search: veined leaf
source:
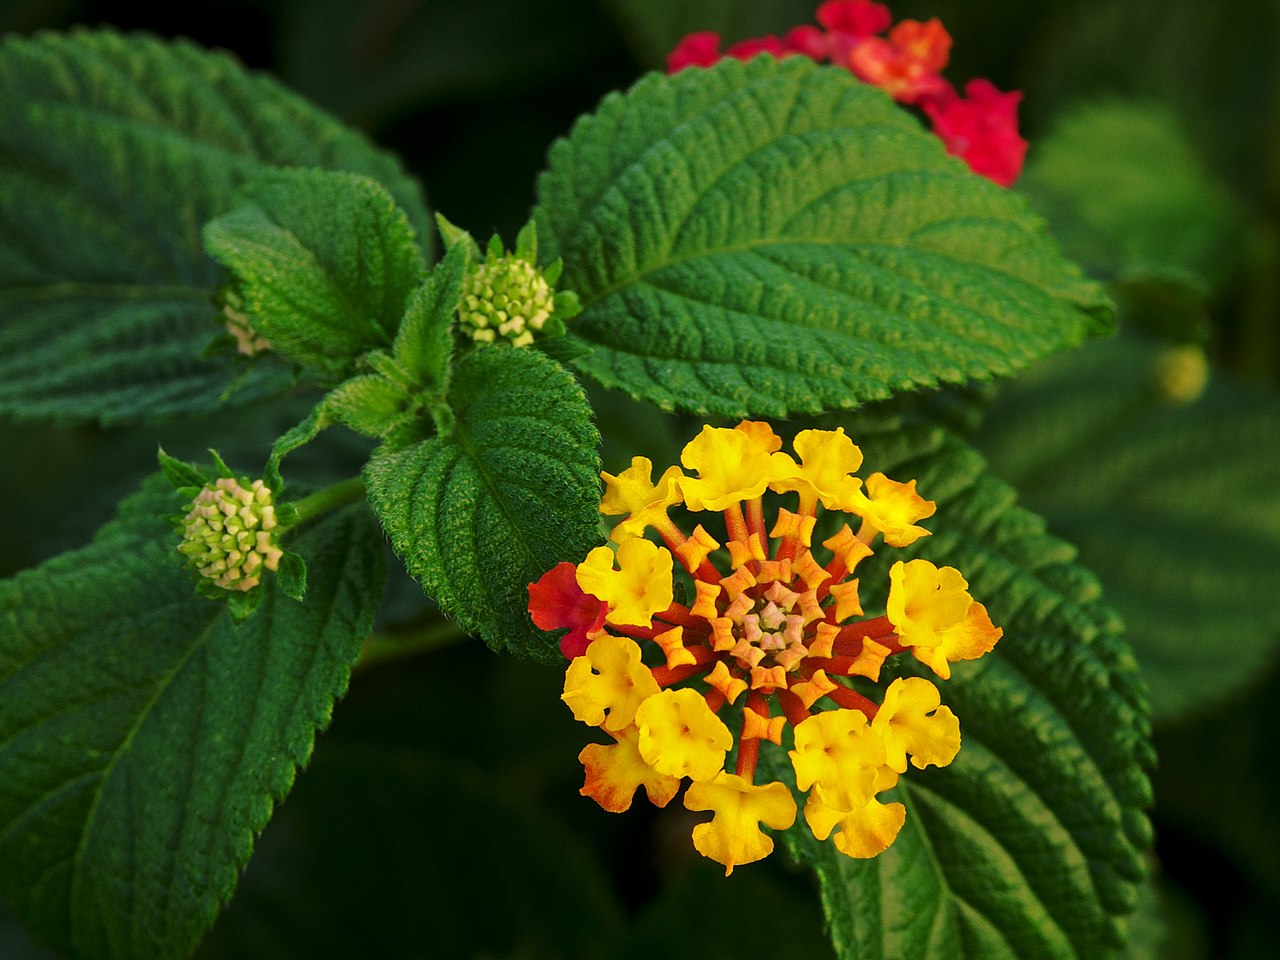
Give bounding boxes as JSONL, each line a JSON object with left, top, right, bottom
{"left": 204, "top": 169, "right": 426, "bottom": 376}
{"left": 0, "top": 30, "right": 430, "bottom": 424}
{"left": 762, "top": 408, "right": 1151, "bottom": 959}
{"left": 974, "top": 336, "right": 1280, "bottom": 723}
{"left": 364, "top": 347, "right": 602, "bottom": 660}
{"left": 0, "top": 478, "right": 386, "bottom": 960}
{"left": 535, "top": 56, "right": 1111, "bottom": 418}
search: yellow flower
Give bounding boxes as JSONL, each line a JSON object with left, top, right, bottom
{"left": 562, "top": 635, "right": 660, "bottom": 731}
{"left": 599, "top": 457, "right": 686, "bottom": 541}
{"left": 887, "top": 559, "right": 1002, "bottom": 679}
{"left": 578, "top": 726, "right": 681, "bottom": 813}
{"left": 636, "top": 688, "right": 732, "bottom": 781}
{"left": 769, "top": 427, "right": 864, "bottom": 511}
{"left": 685, "top": 773, "right": 797, "bottom": 875}
{"left": 871, "top": 677, "right": 961, "bottom": 773}
{"left": 846, "top": 472, "right": 936, "bottom": 546}
{"left": 540, "top": 423, "right": 1001, "bottom": 873}
{"left": 576, "top": 538, "right": 674, "bottom": 627}
{"left": 679, "top": 423, "right": 779, "bottom": 511}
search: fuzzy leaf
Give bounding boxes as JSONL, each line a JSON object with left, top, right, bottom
{"left": 760, "top": 407, "right": 1151, "bottom": 960}
{"left": 0, "top": 30, "right": 430, "bottom": 424}
{"left": 364, "top": 347, "right": 602, "bottom": 660}
{"left": 0, "top": 478, "right": 386, "bottom": 959}
{"left": 535, "top": 56, "right": 1111, "bottom": 417}
{"left": 204, "top": 169, "right": 426, "bottom": 376}
{"left": 974, "top": 336, "right": 1280, "bottom": 723}
{"left": 393, "top": 243, "right": 465, "bottom": 393}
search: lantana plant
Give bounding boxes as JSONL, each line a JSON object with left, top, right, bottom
{"left": 0, "top": 3, "right": 1163, "bottom": 959}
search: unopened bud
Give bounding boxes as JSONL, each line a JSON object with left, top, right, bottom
{"left": 179, "top": 477, "right": 283, "bottom": 592}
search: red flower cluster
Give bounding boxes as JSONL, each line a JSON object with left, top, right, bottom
{"left": 667, "top": 1, "right": 1027, "bottom": 187}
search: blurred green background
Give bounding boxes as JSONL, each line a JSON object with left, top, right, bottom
{"left": 2, "top": 1, "right": 1278, "bottom": 957}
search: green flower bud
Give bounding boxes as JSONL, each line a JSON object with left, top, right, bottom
{"left": 1154, "top": 343, "right": 1209, "bottom": 404}
{"left": 179, "top": 477, "right": 283, "bottom": 592}
{"left": 458, "top": 256, "right": 555, "bottom": 348}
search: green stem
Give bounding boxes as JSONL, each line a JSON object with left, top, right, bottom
{"left": 287, "top": 476, "right": 367, "bottom": 525}
{"left": 355, "top": 619, "right": 472, "bottom": 673}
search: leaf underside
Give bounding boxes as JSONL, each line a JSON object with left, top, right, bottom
{"left": 0, "top": 478, "right": 386, "bottom": 959}
{"left": 536, "top": 56, "right": 1112, "bottom": 418}
{"left": 0, "top": 30, "right": 431, "bottom": 424}
{"left": 762, "top": 405, "right": 1152, "bottom": 960}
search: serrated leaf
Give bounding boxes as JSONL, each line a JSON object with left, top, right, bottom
{"left": 760, "top": 408, "right": 1151, "bottom": 960}
{"left": 974, "top": 336, "right": 1280, "bottom": 723}
{"left": 204, "top": 168, "right": 426, "bottom": 376}
{"left": 0, "top": 30, "right": 431, "bottom": 424}
{"left": 535, "top": 56, "right": 1111, "bottom": 418}
{"left": 0, "top": 478, "right": 385, "bottom": 960}
{"left": 364, "top": 347, "right": 602, "bottom": 660}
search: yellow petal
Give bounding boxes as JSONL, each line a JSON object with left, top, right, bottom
{"left": 679, "top": 425, "right": 775, "bottom": 511}
{"left": 575, "top": 539, "right": 674, "bottom": 628}
{"left": 871, "top": 677, "right": 961, "bottom": 773}
{"left": 770, "top": 428, "right": 864, "bottom": 509}
{"left": 685, "top": 772, "right": 797, "bottom": 874}
{"left": 561, "top": 635, "right": 660, "bottom": 731}
{"left": 789, "top": 708, "right": 886, "bottom": 796}
{"left": 805, "top": 786, "right": 906, "bottom": 859}
{"left": 636, "top": 688, "right": 732, "bottom": 781}
{"left": 847, "top": 472, "right": 935, "bottom": 546}
{"left": 601, "top": 458, "right": 686, "bottom": 541}
{"left": 888, "top": 559, "right": 1002, "bottom": 678}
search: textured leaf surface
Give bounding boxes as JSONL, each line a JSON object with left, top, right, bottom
{"left": 0, "top": 30, "right": 430, "bottom": 424}
{"left": 0, "top": 479, "right": 385, "bottom": 960}
{"left": 762, "top": 406, "right": 1151, "bottom": 959}
{"left": 974, "top": 336, "right": 1280, "bottom": 723}
{"left": 204, "top": 169, "right": 425, "bottom": 375}
{"left": 536, "top": 56, "right": 1111, "bottom": 417}
{"left": 364, "top": 347, "right": 601, "bottom": 660}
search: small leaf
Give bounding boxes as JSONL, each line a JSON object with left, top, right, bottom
{"left": 321, "top": 373, "right": 414, "bottom": 439}
{"left": 394, "top": 244, "right": 466, "bottom": 392}
{"left": 364, "top": 347, "right": 602, "bottom": 660}
{"left": 761, "top": 408, "right": 1152, "bottom": 959}
{"left": 156, "top": 447, "right": 208, "bottom": 490}
{"left": 0, "top": 30, "right": 431, "bottom": 424}
{"left": 204, "top": 168, "right": 427, "bottom": 376}
{"left": 277, "top": 551, "right": 308, "bottom": 602}
{"left": 974, "top": 336, "right": 1280, "bottom": 723}
{"left": 0, "top": 478, "right": 386, "bottom": 960}
{"left": 536, "top": 57, "right": 1111, "bottom": 417}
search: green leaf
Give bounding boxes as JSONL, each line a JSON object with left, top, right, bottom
{"left": 392, "top": 243, "right": 465, "bottom": 394}
{"left": 204, "top": 168, "right": 427, "bottom": 376}
{"left": 535, "top": 56, "right": 1111, "bottom": 418}
{"left": 0, "top": 478, "right": 386, "bottom": 960}
{"left": 1020, "top": 99, "right": 1244, "bottom": 290}
{"left": 364, "top": 347, "right": 602, "bottom": 660}
{"left": 974, "top": 336, "right": 1280, "bottom": 723}
{"left": 0, "top": 30, "right": 430, "bottom": 425}
{"left": 762, "top": 408, "right": 1151, "bottom": 959}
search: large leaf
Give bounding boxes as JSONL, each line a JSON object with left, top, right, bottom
{"left": 0, "top": 30, "right": 430, "bottom": 424}
{"left": 535, "top": 56, "right": 1111, "bottom": 418}
{"left": 0, "top": 478, "right": 386, "bottom": 960}
{"left": 761, "top": 407, "right": 1151, "bottom": 959}
{"left": 974, "top": 336, "right": 1280, "bottom": 723}
{"left": 204, "top": 168, "right": 426, "bottom": 376}
{"left": 364, "top": 347, "right": 602, "bottom": 660}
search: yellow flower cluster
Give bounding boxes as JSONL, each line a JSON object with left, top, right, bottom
{"left": 532, "top": 422, "right": 1002, "bottom": 874}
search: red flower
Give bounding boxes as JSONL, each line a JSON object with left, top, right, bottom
{"left": 668, "top": 31, "right": 723, "bottom": 72}
{"left": 816, "top": 0, "right": 892, "bottom": 38}
{"left": 528, "top": 561, "right": 609, "bottom": 658}
{"left": 849, "top": 18, "right": 952, "bottom": 104}
{"left": 922, "top": 79, "right": 1028, "bottom": 187}
{"left": 726, "top": 35, "right": 789, "bottom": 60}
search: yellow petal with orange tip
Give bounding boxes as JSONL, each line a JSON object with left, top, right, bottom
{"left": 579, "top": 726, "right": 680, "bottom": 812}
